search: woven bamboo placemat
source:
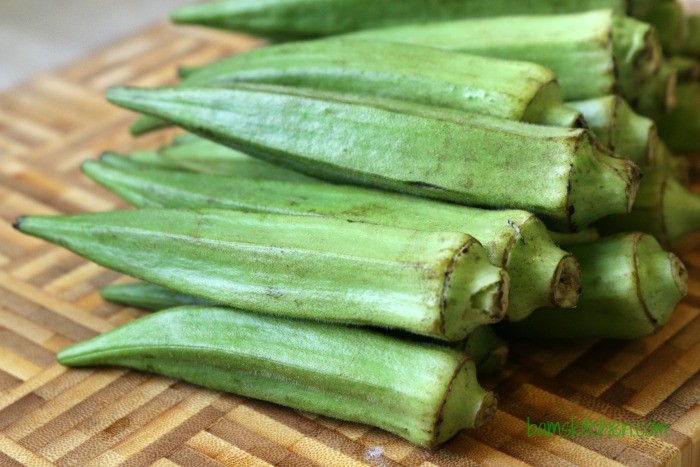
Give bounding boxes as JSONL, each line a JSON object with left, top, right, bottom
{"left": 1, "top": 20, "right": 700, "bottom": 467}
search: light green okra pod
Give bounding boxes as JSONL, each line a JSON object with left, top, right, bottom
{"left": 83, "top": 161, "right": 581, "bottom": 321}
{"left": 567, "top": 95, "right": 658, "bottom": 166}
{"left": 596, "top": 167, "right": 700, "bottom": 249}
{"left": 57, "top": 306, "right": 498, "bottom": 447}
{"left": 498, "top": 233, "right": 687, "bottom": 339}
{"left": 15, "top": 209, "right": 509, "bottom": 341}
{"left": 106, "top": 84, "right": 640, "bottom": 232}
{"left": 170, "top": 0, "right": 634, "bottom": 40}
{"left": 345, "top": 10, "right": 660, "bottom": 102}
{"left": 131, "top": 39, "right": 582, "bottom": 135}
{"left": 99, "top": 282, "right": 509, "bottom": 374}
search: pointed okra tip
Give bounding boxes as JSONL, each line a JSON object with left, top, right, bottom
{"left": 12, "top": 216, "right": 24, "bottom": 231}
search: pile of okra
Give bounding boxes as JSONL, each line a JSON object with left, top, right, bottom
{"left": 16, "top": 0, "right": 700, "bottom": 449}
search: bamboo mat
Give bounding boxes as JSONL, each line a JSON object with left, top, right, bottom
{"left": 1, "top": 20, "right": 700, "bottom": 467}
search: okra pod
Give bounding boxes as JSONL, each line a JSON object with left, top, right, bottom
{"left": 106, "top": 84, "right": 640, "bottom": 232}
{"left": 596, "top": 167, "right": 700, "bottom": 249}
{"left": 642, "top": 1, "right": 688, "bottom": 56}
{"left": 99, "top": 152, "right": 181, "bottom": 172}
{"left": 652, "top": 141, "right": 690, "bottom": 186}
{"left": 668, "top": 56, "right": 700, "bottom": 83}
{"left": 131, "top": 39, "right": 582, "bottom": 134}
{"left": 658, "top": 83, "right": 700, "bottom": 155}
{"left": 635, "top": 62, "right": 678, "bottom": 121}
{"left": 100, "top": 282, "right": 218, "bottom": 311}
{"left": 57, "top": 306, "right": 498, "bottom": 447}
{"left": 82, "top": 162, "right": 581, "bottom": 320}
{"left": 498, "top": 233, "right": 688, "bottom": 339}
{"left": 683, "top": 16, "right": 700, "bottom": 57}
{"left": 170, "top": 0, "right": 633, "bottom": 40}
{"left": 15, "top": 209, "right": 509, "bottom": 341}
{"left": 567, "top": 95, "right": 657, "bottom": 166}
{"left": 100, "top": 281, "right": 508, "bottom": 374}
{"left": 460, "top": 326, "right": 508, "bottom": 375}
{"left": 347, "top": 10, "right": 661, "bottom": 102}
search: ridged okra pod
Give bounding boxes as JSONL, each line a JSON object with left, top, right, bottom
{"left": 642, "top": 1, "right": 688, "bottom": 55}
{"left": 106, "top": 84, "right": 640, "bottom": 232}
{"left": 132, "top": 39, "right": 582, "bottom": 134}
{"left": 567, "top": 95, "right": 657, "bottom": 166}
{"left": 658, "top": 83, "right": 700, "bottom": 155}
{"left": 15, "top": 209, "right": 509, "bottom": 341}
{"left": 83, "top": 162, "right": 581, "bottom": 321}
{"left": 113, "top": 137, "right": 318, "bottom": 182}
{"left": 99, "top": 282, "right": 508, "bottom": 374}
{"left": 635, "top": 62, "right": 677, "bottom": 121}
{"left": 57, "top": 306, "right": 498, "bottom": 447}
{"left": 170, "top": 0, "right": 632, "bottom": 40}
{"left": 460, "top": 326, "right": 508, "bottom": 375}
{"left": 101, "top": 282, "right": 218, "bottom": 311}
{"left": 498, "top": 233, "right": 688, "bottom": 339}
{"left": 683, "top": 16, "right": 700, "bottom": 57}
{"left": 347, "top": 10, "right": 661, "bottom": 102}
{"left": 596, "top": 167, "right": 700, "bottom": 249}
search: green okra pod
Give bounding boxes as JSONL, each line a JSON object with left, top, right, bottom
{"left": 567, "top": 95, "right": 657, "bottom": 166}
{"left": 99, "top": 281, "right": 508, "bottom": 374}
{"left": 100, "top": 282, "right": 218, "bottom": 311}
{"left": 668, "top": 56, "right": 700, "bottom": 83}
{"left": 57, "top": 306, "right": 498, "bottom": 448}
{"left": 642, "top": 1, "right": 688, "bottom": 56}
{"left": 596, "top": 167, "right": 700, "bottom": 249}
{"left": 170, "top": 0, "right": 635, "bottom": 40}
{"left": 498, "top": 233, "right": 688, "bottom": 339}
{"left": 658, "top": 83, "right": 700, "bottom": 155}
{"left": 346, "top": 10, "right": 661, "bottom": 102}
{"left": 131, "top": 39, "right": 582, "bottom": 134}
{"left": 683, "top": 16, "right": 700, "bottom": 58}
{"left": 83, "top": 162, "right": 581, "bottom": 321}
{"left": 106, "top": 84, "right": 640, "bottom": 232}
{"left": 651, "top": 141, "right": 690, "bottom": 186}
{"left": 635, "top": 62, "right": 677, "bottom": 121}
{"left": 460, "top": 326, "right": 508, "bottom": 375}
{"left": 15, "top": 209, "right": 509, "bottom": 341}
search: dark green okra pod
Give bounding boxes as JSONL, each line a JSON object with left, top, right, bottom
{"left": 57, "top": 306, "right": 498, "bottom": 448}
{"left": 83, "top": 162, "right": 581, "bottom": 321}
{"left": 642, "top": 1, "right": 688, "bottom": 55}
{"left": 498, "top": 233, "right": 688, "bottom": 339}
{"left": 106, "top": 84, "right": 640, "bottom": 232}
{"left": 131, "top": 39, "right": 582, "bottom": 134}
{"left": 15, "top": 209, "right": 509, "bottom": 341}
{"left": 658, "top": 83, "right": 700, "bottom": 155}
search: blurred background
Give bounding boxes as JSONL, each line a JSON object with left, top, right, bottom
{"left": 0, "top": 0, "right": 192, "bottom": 90}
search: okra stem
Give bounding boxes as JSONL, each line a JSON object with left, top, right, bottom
{"left": 15, "top": 209, "right": 509, "bottom": 341}
{"left": 498, "top": 233, "right": 688, "bottom": 339}
{"left": 82, "top": 162, "right": 580, "bottom": 321}
{"left": 57, "top": 306, "right": 498, "bottom": 447}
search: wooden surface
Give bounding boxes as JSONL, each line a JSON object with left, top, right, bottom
{"left": 2, "top": 21, "right": 700, "bottom": 467}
